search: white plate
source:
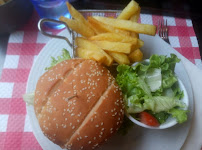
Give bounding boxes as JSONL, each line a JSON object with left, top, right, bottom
{"left": 26, "top": 30, "right": 194, "bottom": 150}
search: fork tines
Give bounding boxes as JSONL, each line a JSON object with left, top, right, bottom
{"left": 158, "top": 19, "right": 169, "bottom": 43}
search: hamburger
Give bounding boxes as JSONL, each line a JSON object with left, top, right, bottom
{"left": 34, "top": 58, "right": 125, "bottom": 149}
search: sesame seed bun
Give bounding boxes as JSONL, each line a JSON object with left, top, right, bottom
{"left": 34, "top": 59, "right": 124, "bottom": 150}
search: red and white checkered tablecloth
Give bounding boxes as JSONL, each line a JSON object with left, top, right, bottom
{"left": 0, "top": 11, "right": 201, "bottom": 150}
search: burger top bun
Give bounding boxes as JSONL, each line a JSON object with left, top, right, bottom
{"left": 34, "top": 58, "right": 124, "bottom": 150}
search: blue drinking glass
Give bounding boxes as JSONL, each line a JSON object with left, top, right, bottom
{"left": 30, "top": 0, "right": 71, "bottom": 29}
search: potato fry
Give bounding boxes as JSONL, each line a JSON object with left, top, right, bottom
{"left": 117, "top": 0, "right": 139, "bottom": 20}
{"left": 76, "top": 47, "right": 105, "bottom": 62}
{"left": 88, "top": 17, "right": 130, "bottom": 36}
{"left": 75, "top": 37, "right": 113, "bottom": 66}
{"left": 87, "top": 17, "right": 107, "bottom": 34}
{"left": 130, "top": 6, "right": 141, "bottom": 22}
{"left": 129, "top": 6, "right": 140, "bottom": 38}
{"left": 66, "top": 2, "right": 88, "bottom": 25}
{"left": 93, "top": 16, "right": 156, "bottom": 36}
{"left": 59, "top": 16, "right": 94, "bottom": 38}
{"left": 107, "top": 52, "right": 130, "bottom": 65}
{"left": 93, "top": 41, "right": 133, "bottom": 54}
{"left": 130, "top": 32, "right": 139, "bottom": 38}
{"left": 137, "top": 39, "right": 144, "bottom": 47}
{"left": 87, "top": 21, "right": 104, "bottom": 35}
{"left": 132, "top": 39, "right": 144, "bottom": 50}
{"left": 89, "top": 33, "right": 137, "bottom": 45}
{"left": 129, "top": 49, "right": 143, "bottom": 62}
{"left": 64, "top": 2, "right": 95, "bottom": 37}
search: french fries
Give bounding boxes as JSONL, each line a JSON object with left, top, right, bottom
{"left": 59, "top": 0, "right": 156, "bottom": 66}
{"left": 93, "top": 16, "right": 156, "bottom": 36}
{"left": 88, "top": 17, "right": 130, "bottom": 36}
{"left": 66, "top": 2, "right": 88, "bottom": 25}
{"left": 60, "top": 3, "right": 95, "bottom": 37}
{"left": 75, "top": 37, "right": 113, "bottom": 66}
{"left": 89, "top": 33, "right": 137, "bottom": 45}
{"left": 76, "top": 47, "right": 105, "bottom": 62}
{"left": 117, "top": 0, "right": 139, "bottom": 20}
{"left": 60, "top": 16, "right": 95, "bottom": 37}
{"left": 107, "top": 52, "right": 130, "bottom": 65}
{"left": 92, "top": 41, "right": 133, "bottom": 54}
{"left": 130, "top": 6, "right": 141, "bottom": 22}
{"left": 129, "top": 5, "right": 141, "bottom": 39}
{"left": 129, "top": 49, "right": 143, "bottom": 63}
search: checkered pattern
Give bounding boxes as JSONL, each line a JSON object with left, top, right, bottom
{"left": 0, "top": 10, "right": 201, "bottom": 150}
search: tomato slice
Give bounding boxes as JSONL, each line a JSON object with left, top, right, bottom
{"left": 140, "top": 111, "right": 160, "bottom": 127}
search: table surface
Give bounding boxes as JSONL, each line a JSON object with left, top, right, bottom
{"left": 0, "top": 1, "right": 202, "bottom": 149}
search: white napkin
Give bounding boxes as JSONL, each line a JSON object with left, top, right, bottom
{"left": 181, "top": 57, "right": 202, "bottom": 150}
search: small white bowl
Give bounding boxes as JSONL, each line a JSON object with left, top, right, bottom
{"left": 126, "top": 61, "right": 189, "bottom": 129}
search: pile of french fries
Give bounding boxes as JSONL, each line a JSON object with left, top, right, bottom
{"left": 60, "top": 0, "right": 156, "bottom": 66}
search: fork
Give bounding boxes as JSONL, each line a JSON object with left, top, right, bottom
{"left": 158, "top": 19, "right": 170, "bottom": 44}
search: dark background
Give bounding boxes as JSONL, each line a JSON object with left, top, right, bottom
{"left": 71, "top": 0, "right": 202, "bottom": 57}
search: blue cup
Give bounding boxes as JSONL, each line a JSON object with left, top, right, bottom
{"left": 30, "top": 0, "right": 71, "bottom": 29}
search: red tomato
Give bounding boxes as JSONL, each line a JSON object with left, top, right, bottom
{"left": 140, "top": 111, "right": 160, "bottom": 127}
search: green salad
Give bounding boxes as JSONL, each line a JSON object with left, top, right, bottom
{"left": 116, "top": 54, "right": 188, "bottom": 127}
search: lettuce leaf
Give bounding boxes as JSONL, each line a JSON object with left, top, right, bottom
{"left": 45, "top": 49, "right": 71, "bottom": 70}
{"left": 143, "top": 96, "right": 186, "bottom": 113}
{"left": 152, "top": 111, "right": 170, "bottom": 124}
{"left": 145, "top": 68, "right": 162, "bottom": 92}
{"left": 168, "top": 108, "right": 188, "bottom": 123}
